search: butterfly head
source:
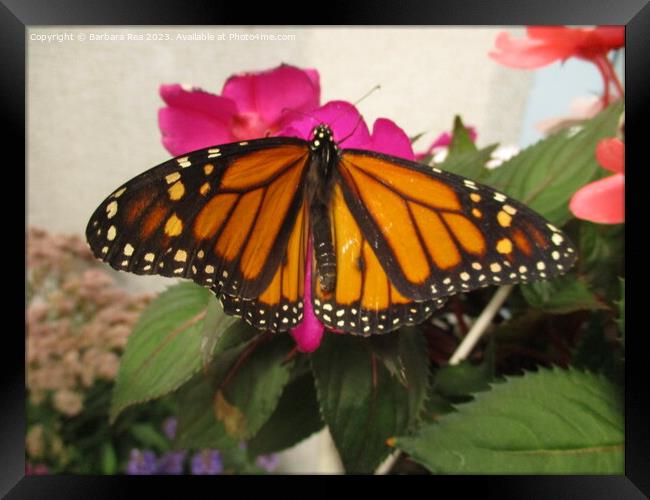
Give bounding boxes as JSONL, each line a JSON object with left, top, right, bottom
{"left": 309, "top": 124, "right": 337, "bottom": 152}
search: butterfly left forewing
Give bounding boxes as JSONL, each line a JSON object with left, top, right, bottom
{"left": 86, "top": 138, "right": 309, "bottom": 299}
{"left": 335, "top": 150, "right": 577, "bottom": 302}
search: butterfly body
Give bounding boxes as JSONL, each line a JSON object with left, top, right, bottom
{"left": 87, "top": 123, "right": 577, "bottom": 337}
{"left": 305, "top": 125, "right": 339, "bottom": 293}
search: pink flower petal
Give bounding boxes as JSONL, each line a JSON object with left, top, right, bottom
{"left": 526, "top": 26, "right": 584, "bottom": 46}
{"left": 592, "top": 26, "right": 625, "bottom": 49}
{"left": 367, "top": 118, "right": 415, "bottom": 160}
{"left": 160, "top": 84, "right": 238, "bottom": 117}
{"left": 569, "top": 174, "right": 624, "bottom": 224}
{"left": 158, "top": 84, "right": 238, "bottom": 156}
{"left": 278, "top": 100, "right": 371, "bottom": 148}
{"left": 290, "top": 238, "right": 324, "bottom": 353}
{"left": 595, "top": 137, "right": 624, "bottom": 174}
{"left": 222, "top": 64, "right": 320, "bottom": 134}
{"left": 490, "top": 31, "right": 577, "bottom": 69}
{"left": 158, "top": 108, "right": 237, "bottom": 157}
{"left": 414, "top": 126, "right": 478, "bottom": 160}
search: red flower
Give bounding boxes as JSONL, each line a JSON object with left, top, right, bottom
{"left": 569, "top": 137, "right": 624, "bottom": 224}
{"left": 490, "top": 26, "right": 624, "bottom": 104}
{"left": 489, "top": 26, "right": 624, "bottom": 68}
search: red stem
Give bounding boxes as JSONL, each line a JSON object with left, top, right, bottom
{"left": 450, "top": 297, "right": 469, "bottom": 336}
{"left": 601, "top": 54, "right": 625, "bottom": 100}
{"left": 593, "top": 54, "right": 624, "bottom": 106}
{"left": 592, "top": 56, "right": 611, "bottom": 106}
{"left": 218, "top": 333, "right": 270, "bottom": 391}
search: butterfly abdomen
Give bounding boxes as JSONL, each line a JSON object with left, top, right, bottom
{"left": 311, "top": 199, "right": 336, "bottom": 292}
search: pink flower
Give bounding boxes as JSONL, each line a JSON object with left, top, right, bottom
{"left": 569, "top": 137, "right": 624, "bottom": 224}
{"left": 159, "top": 64, "right": 320, "bottom": 156}
{"left": 535, "top": 95, "right": 604, "bottom": 136}
{"left": 157, "top": 70, "right": 416, "bottom": 353}
{"left": 278, "top": 100, "right": 415, "bottom": 159}
{"left": 282, "top": 100, "right": 416, "bottom": 352}
{"left": 490, "top": 26, "right": 624, "bottom": 105}
{"left": 414, "top": 127, "right": 478, "bottom": 161}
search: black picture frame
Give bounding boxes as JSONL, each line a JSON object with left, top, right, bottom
{"left": 9, "top": 0, "right": 647, "bottom": 497}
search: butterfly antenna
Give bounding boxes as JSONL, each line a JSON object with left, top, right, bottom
{"left": 353, "top": 84, "right": 381, "bottom": 106}
{"left": 337, "top": 114, "right": 365, "bottom": 147}
{"left": 330, "top": 85, "right": 382, "bottom": 144}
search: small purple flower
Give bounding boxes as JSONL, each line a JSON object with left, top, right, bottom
{"left": 126, "top": 449, "right": 157, "bottom": 475}
{"left": 157, "top": 450, "right": 187, "bottom": 474}
{"left": 162, "top": 417, "right": 178, "bottom": 440}
{"left": 256, "top": 454, "right": 279, "bottom": 472}
{"left": 191, "top": 449, "right": 223, "bottom": 475}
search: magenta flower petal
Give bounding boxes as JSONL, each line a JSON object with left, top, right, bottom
{"left": 160, "top": 84, "right": 238, "bottom": 117}
{"left": 367, "top": 118, "right": 415, "bottom": 160}
{"left": 595, "top": 137, "right": 624, "bottom": 174}
{"left": 414, "top": 126, "right": 477, "bottom": 161}
{"left": 222, "top": 64, "right": 320, "bottom": 134}
{"left": 290, "top": 238, "right": 324, "bottom": 353}
{"left": 569, "top": 173, "right": 624, "bottom": 224}
{"left": 158, "top": 107, "right": 237, "bottom": 157}
{"left": 158, "top": 84, "right": 238, "bottom": 156}
{"left": 279, "top": 100, "right": 371, "bottom": 148}
{"left": 303, "top": 69, "right": 321, "bottom": 93}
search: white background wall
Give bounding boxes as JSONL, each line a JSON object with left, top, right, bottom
{"left": 27, "top": 26, "right": 535, "bottom": 473}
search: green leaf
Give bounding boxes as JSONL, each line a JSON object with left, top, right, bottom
{"left": 129, "top": 423, "right": 170, "bottom": 452}
{"left": 572, "top": 313, "right": 623, "bottom": 383}
{"left": 617, "top": 278, "right": 624, "bottom": 346}
{"left": 578, "top": 222, "right": 624, "bottom": 303}
{"left": 397, "top": 367, "right": 623, "bottom": 474}
{"left": 174, "top": 363, "right": 238, "bottom": 451}
{"left": 110, "top": 283, "right": 241, "bottom": 422}
{"left": 422, "top": 391, "right": 456, "bottom": 422}
{"left": 100, "top": 442, "right": 117, "bottom": 475}
{"left": 311, "top": 328, "right": 428, "bottom": 473}
{"left": 448, "top": 115, "right": 477, "bottom": 156}
{"left": 520, "top": 273, "right": 607, "bottom": 314}
{"left": 433, "top": 338, "right": 495, "bottom": 398}
{"left": 216, "top": 335, "right": 295, "bottom": 440}
{"left": 409, "top": 131, "right": 426, "bottom": 145}
{"left": 483, "top": 102, "right": 623, "bottom": 225}
{"left": 247, "top": 373, "right": 324, "bottom": 456}
{"left": 200, "top": 293, "right": 231, "bottom": 370}
{"left": 438, "top": 144, "right": 499, "bottom": 180}
{"left": 176, "top": 333, "right": 294, "bottom": 447}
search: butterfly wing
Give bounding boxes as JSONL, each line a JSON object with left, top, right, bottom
{"left": 86, "top": 137, "right": 309, "bottom": 299}
{"left": 335, "top": 150, "right": 577, "bottom": 301}
{"left": 311, "top": 182, "right": 446, "bottom": 336}
{"left": 218, "top": 201, "right": 308, "bottom": 332}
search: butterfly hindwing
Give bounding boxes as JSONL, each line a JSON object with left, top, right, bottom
{"left": 336, "top": 150, "right": 577, "bottom": 301}
{"left": 311, "top": 182, "right": 445, "bottom": 336}
{"left": 218, "top": 201, "right": 308, "bottom": 332}
{"left": 85, "top": 137, "right": 309, "bottom": 299}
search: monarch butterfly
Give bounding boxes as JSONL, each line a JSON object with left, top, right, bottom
{"left": 86, "top": 123, "right": 577, "bottom": 336}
